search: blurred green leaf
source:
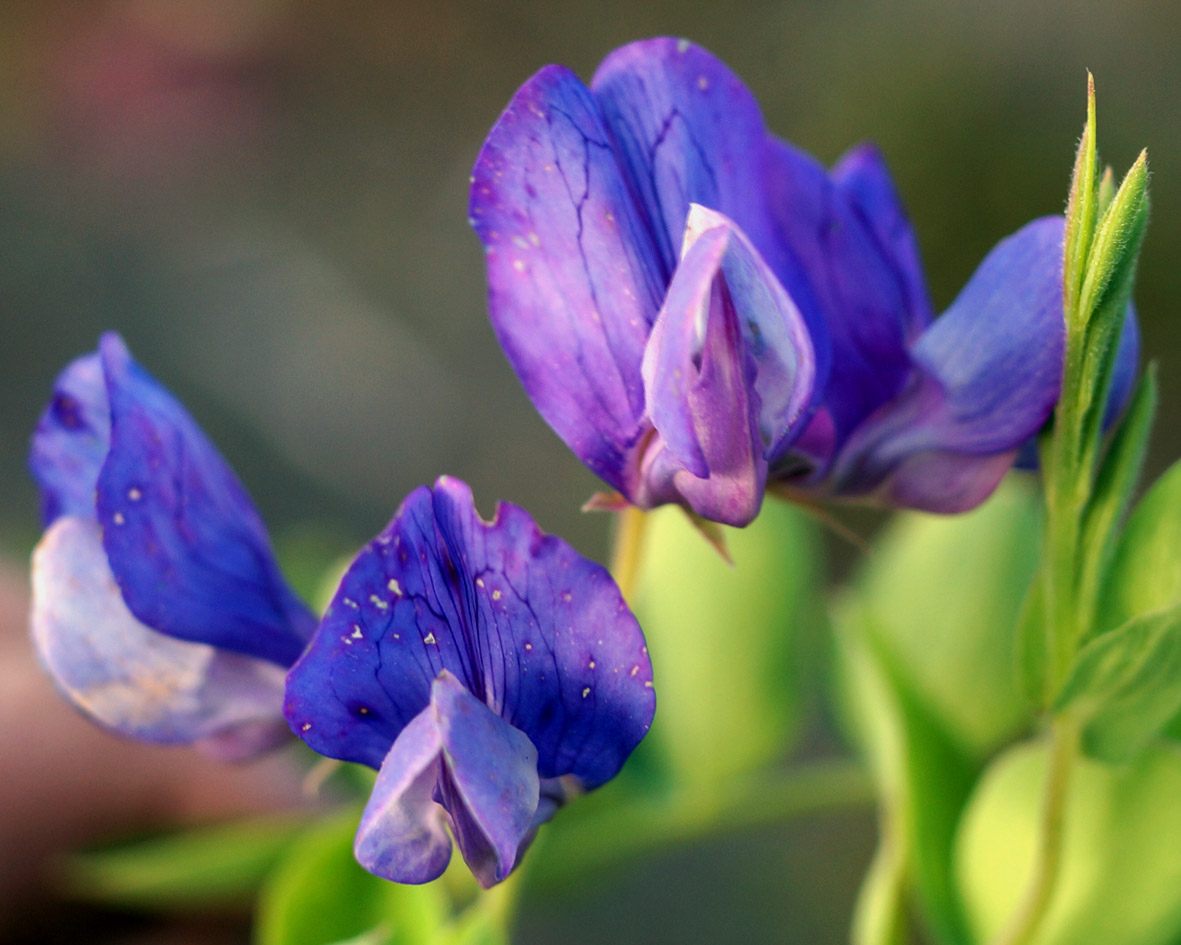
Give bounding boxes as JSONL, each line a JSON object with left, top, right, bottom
{"left": 256, "top": 807, "right": 447, "bottom": 945}
{"left": 630, "top": 499, "right": 820, "bottom": 788}
{"left": 1078, "top": 365, "right": 1157, "bottom": 626}
{"left": 1056, "top": 605, "right": 1181, "bottom": 762}
{"left": 1099, "top": 459, "right": 1181, "bottom": 633}
{"left": 1015, "top": 566, "right": 1049, "bottom": 707}
{"left": 836, "top": 601, "right": 975, "bottom": 945}
{"left": 956, "top": 739, "right": 1181, "bottom": 945}
{"left": 849, "top": 480, "right": 1040, "bottom": 757}
{"left": 61, "top": 812, "right": 309, "bottom": 912}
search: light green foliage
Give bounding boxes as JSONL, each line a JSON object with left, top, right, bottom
{"left": 630, "top": 499, "right": 819, "bottom": 788}
{"left": 955, "top": 740, "right": 1181, "bottom": 945}
{"left": 836, "top": 602, "right": 975, "bottom": 945}
{"left": 851, "top": 481, "right": 1041, "bottom": 758}
{"left": 255, "top": 807, "right": 447, "bottom": 945}
{"left": 62, "top": 812, "right": 309, "bottom": 911}
{"left": 1056, "top": 606, "right": 1181, "bottom": 762}
{"left": 1098, "top": 459, "right": 1181, "bottom": 633}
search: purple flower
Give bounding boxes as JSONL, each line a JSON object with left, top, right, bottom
{"left": 470, "top": 41, "right": 817, "bottom": 526}
{"left": 29, "top": 333, "right": 315, "bottom": 760}
{"left": 470, "top": 38, "right": 1137, "bottom": 518}
{"left": 284, "top": 477, "right": 655, "bottom": 887}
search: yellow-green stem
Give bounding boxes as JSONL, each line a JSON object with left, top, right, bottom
{"left": 610, "top": 506, "right": 649, "bottom": 602}
{"left": 988, "top": 715, "right": 1080, "bottom": 945}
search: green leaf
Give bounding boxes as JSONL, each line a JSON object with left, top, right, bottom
{"left": 1078, "top": 365, "right": 1157, "bottom": 628}
{"left": 956, "top": 739, "right": 1181, "bottom": 945}
{"left": 255, "top": 807, "right": 447, "bottom": 945}
{"left": 61, "top": 813, "right": 309, "bottom": 912}
{"left": 1099, "top": 458, "right": 1181, "bottom": 633}
{"left": 1063, "top": 72, "right": 1099, "bottom": 327}
{"left": 848, "top": 480, "right": 1041, "bottom": 757}
{"left": 1056, "top": 606, "right": 1181, "bottom": 762}
{"left": 836, "top": 601, "right": 975, "bottom": 945}
{"left": 630, "top": 499, "right": 820, "bottom": 787}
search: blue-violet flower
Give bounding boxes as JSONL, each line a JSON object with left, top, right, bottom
{"left": 470, "top": 38, "right": 1137, "bottom": 520}
{"left": 284, "top": 476, "right": 655, "bottom": 887}
{"left": 29, "top": 333, "right": 316, "bottom": 760}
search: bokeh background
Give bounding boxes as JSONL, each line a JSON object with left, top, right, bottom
{"left": 2, "top": 1, "right": 1179, "bottom": 942}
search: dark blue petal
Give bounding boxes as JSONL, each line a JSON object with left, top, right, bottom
{"left": 29, "top": 351, "right": 110, "bottom": 525}
{"left": 829, "top": 217, "right": 1065, "bottom": 511}
{"left": 764, "top": 138, "right": 914, "bottom": 453}
{"left": 31, "top": 516, "right": 290, "bottom": 760}
{"left": 286, "top": 477, "right": 655, "bottom": 790}
{"left": 469, "top": 65, "right": 665, "bottom": 497}
{"left": 1105, "top": 301, "right": 1140, "bottom": 430}
{"left": 831, "top": 143, "right": 933, "bottom": 337}
{"left": 94, "top": 334, "right": 314, "bottom": 667}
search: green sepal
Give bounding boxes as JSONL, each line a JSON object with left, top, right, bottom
{"left": 60, "top": 812, "right": 310, "bottom": 912}
{"left": 1055, "top": 605, "right": 1181, "bottom": 762}
{"left": 630, "top": 499, "right": 820, "bottom": 789}
{"left": 255, "top": 807, "right": 448, "bottom": 945}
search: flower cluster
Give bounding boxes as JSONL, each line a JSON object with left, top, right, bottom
{"left": 27, "top": 37, "right": 1122, "bottom": 895}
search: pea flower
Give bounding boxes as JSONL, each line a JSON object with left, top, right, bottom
{"left": 29, "top": 333, "right": 316, "bottom": 760}
{"left": 284, "top": 477, "right": 655, "bottom": 887}
{"left": 470, "top": 37, "right": 1137, "bottom": 519}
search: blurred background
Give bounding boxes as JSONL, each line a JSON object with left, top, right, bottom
{"left": 1, "top": 0, "right": 1179, "bottom": 942}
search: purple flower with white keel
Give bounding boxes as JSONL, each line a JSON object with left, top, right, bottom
{"left": 29, "top": 333, "right": 315, "bottom": 759}
{"left": 470, "top": 40, "right": 817, "bottom": 527}
{"left": 285, "top": 477, "right": 654, "bottom": 887}
{"left": 471, "top": 37, "right": 1138, "bottom": 518}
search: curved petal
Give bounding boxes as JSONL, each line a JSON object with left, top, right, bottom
{"left": 469, "top": 65, "right": 665, "bottom": 496}
{"left": 355, "top": 673, "right": 540, "bottom": 888}
{"left": 829, "top": 217, "right": 1066, "bottom": 511}
{"left": 354, "top": 691, "right": 452, "bottom": 885}
{"left": 590, "top": 38, "right": 777, "bottom": 275}
{"left": 764, "top": 138, "right": 914, "bottom": 449}
{"left": 29, "top": 351, "right": 110, "bottom": 525}
{"left": 831, "top": 142, "right": 933, "bottom": 336}
{"left": 1013, "top": 299, "right": 1139, "bottom": 469}
{"left": 286, "top": 477, "right": 655, "bottom": 790}
{"left": 94, "top": 334, "right": 314, "bottom": 667}
{"left": 31, "top": 516, "right": 290, "bottom": 759}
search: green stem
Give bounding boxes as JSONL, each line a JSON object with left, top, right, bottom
{"left": 610, "top": 505, "right": 649, "bottom": 602}
{"left": 530, "top": 758, "right": 874, "bottom": 890}
{"left": 987, "top": 716, "right": 1079, "bottom": 945}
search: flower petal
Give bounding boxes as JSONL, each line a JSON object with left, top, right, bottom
{"left": 829, "top": 216, "right": 1066, "bottom": 511}
{"left": 29, "top": 351, "right": 110, "bottom": 525}
{"left": 589, "top": 38, "right": 778, "bottom": 276}
{"left": 831, "top": 142, "right": 933, "bottom": 337}
{"left": 94, "top": 334, "right": 314, "bottom": 667}
{"left": 469, "top": 65, "right": 664, "bottom": 496}
{"left": 354, "top": 691, "right": 452, "bottom": 885}
{"left": 286, "top": 477, "right": 655, "bottom": 790}
{"left": 31, "top": 516, "right": 289, "bottom": 759}
{"left": 764, "top": 138, "right": 916, "bottom": 453}
{"left": 355, "top": 672, "right": 540, "bottom": 888}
